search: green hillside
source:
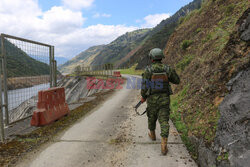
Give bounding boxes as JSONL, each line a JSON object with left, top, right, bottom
{"left": 59, "top": 29, "right": 150, "bottom": 73}
{"left": 90, "top": 29, "right": 151, "bottom": 67}
{"left": 162, "top": 0, "right": 249, "bottom": 166}
{"left": 58, "top": 45, "right": 105, "bottom": 73}
{"left": 122, "top": 0, "right": 202, "bottom": 69}
{"left": 0, "top": 38, "right": 50, "bottom": 78}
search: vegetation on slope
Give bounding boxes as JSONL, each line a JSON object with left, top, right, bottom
{"left": 121, "top": 0, "right": 202, "bottom": 69}
{"left": 0, "top": 38, "right": 50, "bottom": 78}
{"left": 91, "top": 29, "right": 151, "bottom": 67}
{"left": 164, "top": 0, "right": 249, "bottom": 158}
{"left": 119, "top": 64, "right": 143, "bottom": 76}
{"left": 59, "top": 29, "right": 150, "bottom": 73}
{"left": 58, "top": 45, "right": 105, "bottom": 73}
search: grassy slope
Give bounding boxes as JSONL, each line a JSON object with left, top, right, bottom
{"left": 119, "top": 64, "right": 144, "bottom": 76}
{"left": 163, "top": 0, "right": 249, "bottom": 158}
{"left": 59, "top": 29, "right": 151, "bottom": 73}
{"left": 59, "top": 45, "right": 104, "bottom": 73}
{"left": 91, "top": 29, "right": 151, "bottom": 66}
{"left": 123, "top": 0, "right": 202, "bottom": 70}
{"left": 0, "top": 39, "right": 50, "bottom": 78}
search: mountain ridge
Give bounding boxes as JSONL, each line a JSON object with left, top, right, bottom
{"left": 59, "top": 0, "right": 202, "bottom": 73}
{"left": 0, "top": 37, "right": 50, "bottom": 78}
{"left": 59, "top": 29, "right": 151, "bottom": 72}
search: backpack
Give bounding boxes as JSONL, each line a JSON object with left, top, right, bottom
{"left": 147, "top": 64, "right": 172, "bottom": 95}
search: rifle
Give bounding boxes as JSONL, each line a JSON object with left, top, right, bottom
{"left": 134, "top": 101, "right": 147, "bottom": 116}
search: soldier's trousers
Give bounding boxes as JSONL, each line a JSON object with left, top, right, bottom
{"left": 146, "top": 95, "right": 170, "bottom": 138}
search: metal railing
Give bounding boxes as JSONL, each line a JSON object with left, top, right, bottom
{"left": 74, "top": 64, "right": 114, "bottom": 76}
{"left": 0, "top": 33, "right": 57, "bottom": 142}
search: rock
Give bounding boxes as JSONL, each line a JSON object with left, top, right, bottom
{"left": 239, "top": 13, "right": 250, "bottom": 42}
{"left": 215, "top": 67, "right": 250, "bottom": 167}
{"left": 197, "top": 140, "right": 217, "bottom": 167}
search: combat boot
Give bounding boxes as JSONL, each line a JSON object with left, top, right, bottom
{"left": 148, "top": 131, "right": 156, "bottom": 141}
{"left": 161, "top": 137, "right": 168, "bottom": 155}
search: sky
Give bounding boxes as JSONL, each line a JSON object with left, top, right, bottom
{"left": 0, "top": 0, "right": 193, "bottom": 60}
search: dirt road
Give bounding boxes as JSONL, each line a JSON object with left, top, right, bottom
{"left": 16, "top": 76, "right": 197, "bottom": 167}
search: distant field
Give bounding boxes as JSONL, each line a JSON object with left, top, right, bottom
{"left": 119, "top": 64, "right": 144, "bottom": 76}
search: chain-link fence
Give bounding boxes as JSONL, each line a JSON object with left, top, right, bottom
{"left": 0, "top": 34, "right": 57, "bottom": 142}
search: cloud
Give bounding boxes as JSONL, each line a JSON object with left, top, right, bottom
{"left": 93, "top": 13, "right": 111, "bottom": 18}
{"left": 53, "top": 24, "right": 137, "bottom": 58}
{"left": 42, "top": 7, "right": 86, "bottom": 34}
{"left": 0, "top": 0, "right": 137, "bottom": 59}
{"left": 143, "top": 13, "right": 171, "bottom": 28}
{"left": 62, "top": 0, "right": 95, "bottom": 10}
{"left": 0, "top": 0, "right": 41, "bottom": 16}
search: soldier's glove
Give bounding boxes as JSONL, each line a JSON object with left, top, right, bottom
{"left": 141, "top": 97, "right": 146, "bottom": 103}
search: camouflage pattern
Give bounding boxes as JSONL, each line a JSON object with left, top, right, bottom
{"left": 141, "top": 61, "right": 180, "bottom": 138}
{"left": 149, "top": 48, "right": 164, "bottom": 60}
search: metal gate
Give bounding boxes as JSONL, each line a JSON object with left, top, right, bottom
{"left": 0, "top": 34, "right": 57, "bottom": 142}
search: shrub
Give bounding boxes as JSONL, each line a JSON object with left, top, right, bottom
{"left": 181, "top": 40, "right": 193, "bottom": 50}
{"left": 176, "top": 55, "right": 194, "bottom": 71}
{"left": 196, "top": 28, "right": 202, "bottom": 34}
{"left": 178, "top": 17, "right": 185, "bottom": 25}
{"left": 202, "top": 33, "right": 212, "bottom": 43}
{"left": 225, "top": 4, "right": 235, "bottom": 15}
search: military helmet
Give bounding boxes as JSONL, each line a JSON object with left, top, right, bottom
{"left": 149, "top": 48, "right": 164, "bottom": 60}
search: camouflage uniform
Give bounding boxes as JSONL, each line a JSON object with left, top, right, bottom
{"left": 141, "top": 62, "right": 180, "bottom": 138}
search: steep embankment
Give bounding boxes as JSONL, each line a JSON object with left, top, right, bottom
{"left": 162, "top": 0, "right": 249, "bottom": 166}
{"left": 0, "top": 37, "right": 50, "bottom": 77}
{"left": 123, "top": 0, "right": 202, "bottom": 69}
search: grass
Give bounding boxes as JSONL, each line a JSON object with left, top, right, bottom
{"left": 202, "top": 33, "right": 212, "bottom": 43}
{"left": 119, "top": 64, "right": 144, "bottom": 76}
{"left": 182, "top": 9, "right": 200, "bottom": 24}
{"left": 181, "top": 40, "right": 193, "bottom": 50}
{"left": 225, "top": 4, "right": 236, "bottom": 16}
{"left": 217, "top": 152, "right": 229, "bottom": 161}
{"left": 170, "top": 85, "right": 197, "bottom": 159}
{"left": 0, "top": 89, "right": 115, "bottom": 167}
{"left": 178, "top": 16, "right": 185, "bottom": 25}
{"left": 195, "top": 28, "right": 202, "bottom": 34}
{"left": 176, "top": 54, "right": 194, "bottom": 71}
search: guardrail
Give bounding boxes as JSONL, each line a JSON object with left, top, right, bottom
{"left": 74, "top": 64, "right": 115, "bottom": 76}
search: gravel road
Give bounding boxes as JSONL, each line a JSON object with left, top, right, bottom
{"left": 16, "top": 76, "right": 197, "bottom": 167}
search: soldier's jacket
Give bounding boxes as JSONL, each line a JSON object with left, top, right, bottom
{"left": 141, "top": 61, "right": 180, "bottom": 104}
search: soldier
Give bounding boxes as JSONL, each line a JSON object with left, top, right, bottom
{"left": 141, "top": 48, "right": 180, "bottom": 155}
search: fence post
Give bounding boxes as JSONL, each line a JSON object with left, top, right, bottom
{"left": 1, "top": 35, "right": 9, "bottom": 125}
{"left": 49, "top": 46, "right": 53, "bottom": 88}
{"left": 53, "top": 60, "right": 57, "bottom": 87}
{"left": 51, "top": 46, "right": 57, "bottom": 87}
{"left": 0, "top": 70, "right": 4, "bottom": 142}
{"left": 0, "top": 36, "right": 5, "bottom": 142}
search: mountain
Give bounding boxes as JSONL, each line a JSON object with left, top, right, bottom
{"left": 90, "top": 29, "right": 151, "bottom": 67}
{"left": 58, "top": 45, "right": 105, "bottom": 73}
{"left": 160, "top": 0, "right": 249, "bottom": 166}
{"left": 59, "top": 29, "right": 151, "bottom": 73}
{"left": 60, "top": 0, "right": 202, "bottom": 73}
{"left": 0, "top": 37, "right": 50, "bottom": 78}
{"left": 121, "top": 0, "right": 202, "bottom": 69}
{"left": 55, "top": 57, "right": 69, "bottom": 65}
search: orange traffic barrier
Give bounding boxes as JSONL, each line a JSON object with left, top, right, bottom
{"left": 31, "top": 87, "right": 69, "bottom": 126}
{"left": 113, "top": 71, "right": 121, "bottom": 77}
